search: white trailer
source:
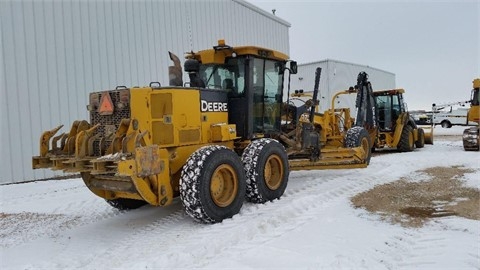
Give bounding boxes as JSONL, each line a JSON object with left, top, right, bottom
{"left": 288, "top": 59, "right": 395, "bottom": 113}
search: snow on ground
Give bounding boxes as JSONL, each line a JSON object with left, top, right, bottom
{"left": 433, "top": 125, "right": 475, "bottom": 136}
{"left": 1, "top": 126, "right": 479, "bottom": 269}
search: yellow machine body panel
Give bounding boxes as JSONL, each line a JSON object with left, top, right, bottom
{"left": 468, "top": 105, "right": 480, "bottom": 123}
{"left": 467, "top": 79, "right": 480, "bottom": 124}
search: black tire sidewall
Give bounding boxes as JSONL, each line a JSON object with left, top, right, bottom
{"left": 106, "top": 198, "right": 147, "bottom": 210}
{"left": 345, "top": 127, "right": 371, "bottom": 165}
{"left": 415, "top": 128, "right": 425, "bottom": 148}
{"left": 197, "top": 149, "right": 246, "bottom": 222}
{"left": 398, "top": 125, "right": 414, "bottom": 152}
{"left": 253, "top": 141, "right": 289, "bottom": 201}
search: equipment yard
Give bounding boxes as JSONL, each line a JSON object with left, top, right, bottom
{"left": 1, "top": 126, "right": 478, "bottom": 269}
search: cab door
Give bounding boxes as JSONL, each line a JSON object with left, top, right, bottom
{"left": 251, "top": 58, "right": 284, "bottom": 135}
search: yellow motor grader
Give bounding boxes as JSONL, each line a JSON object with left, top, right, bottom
{"left": 32, "top": 40, "right": 370, "bottom": 223}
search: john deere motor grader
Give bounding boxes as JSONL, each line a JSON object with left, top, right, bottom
{"left": 463, "top": 78, "right": 480, "bottom": 151}
{"left": 32, "top": 40, "right": 370, "bottom": 223}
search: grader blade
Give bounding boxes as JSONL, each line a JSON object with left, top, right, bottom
{"left": 289, "top": 146, "right": 369, "bottom": 171}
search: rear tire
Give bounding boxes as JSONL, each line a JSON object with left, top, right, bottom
{"left": 106, "top": 198, "right": 147, "bottom": 210}
{"left": 345, "top": 126, "right": 371, "bottom": 165}
{"left": 415, "top": 128, "right": 425, "bottom": 148}
{"left": 463, "top": 127, "right": 480, "bottom": 151}
{"left": 398, "top": 125, "right": 414, "bottom": 152}
{"left": 241, "top": 139, "right": 289, "bottom": 203}
{"left": 441, "top": 120, "right": 452, "bottom": 128}
{"left": 180, "top": 145, "right": 246, "bottom": 223}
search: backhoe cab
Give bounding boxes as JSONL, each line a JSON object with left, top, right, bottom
{"left": 373, "top": 89, "right": 426, "bottom": 150}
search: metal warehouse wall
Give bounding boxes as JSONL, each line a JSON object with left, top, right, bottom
{"left": 289, "top": 59, "right": 396, "bottom": 112}
{"left": 0, "top": 0, "right": 290, "bottom": 184}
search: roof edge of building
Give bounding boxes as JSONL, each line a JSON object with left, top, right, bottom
{"left": 234, "top": 0, "right": 291, "bottom": 27}
{"left": 300, "top": 58, "right": 395, "bottom": 76}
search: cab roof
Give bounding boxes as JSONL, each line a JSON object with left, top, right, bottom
{"left": 186, "top": 39, "right": 289, "bottom": 64}
{"left": 373, "top": 88, "right": 405, "bottom": 96}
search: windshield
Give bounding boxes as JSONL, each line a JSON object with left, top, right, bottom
{"left": 471, "top": 89, "right": 479, "bottom": 106}
{"left": 375, "top": 94, "right": 402, "bottom": 131}
{"left": 199, "top": 58, "right": 246, "bottom": 96}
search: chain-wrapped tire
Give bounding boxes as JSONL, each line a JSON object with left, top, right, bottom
{"left": 180, "top": 145, "right": 246, "bottom": 223}
{"left": 106, "top": 198, "right": 147, "bottom": 210}
{"left": 463, "top": 127, "right": 480, "bottom": 151}
{"left": 241, "top": 138, "right": 289, "bottom": 203}
{"left": 398, "top": 125, "right": 415, "bottom": 152}
{"left": 344, "top": 126, "right": 371, "bottom": 165}
{"left": 415, "top": 128, "right": 425, "bottom": 148}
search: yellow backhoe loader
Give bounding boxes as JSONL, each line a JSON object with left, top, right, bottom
{"left": 353, "top": 72, "right": 431, "bottom": 151}
{"left": 32, "top": 40, "right": 370, "bottom": 223}
{"left": 463, "top": 78, "right": 480, "bottom": 151}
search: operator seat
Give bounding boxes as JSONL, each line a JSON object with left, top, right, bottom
{"left": 222, "top": 78, "right": 234, "bottom": 92}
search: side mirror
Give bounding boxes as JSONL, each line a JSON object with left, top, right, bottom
{"left": 277, "top": 62, "right": 286, "bottom": 75}
{"left": 289, "top": 61, "right": 298, "bottom": 74}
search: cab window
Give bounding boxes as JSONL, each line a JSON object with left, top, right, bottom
{"left": 199, "top": 58, "right": 246, "bottom": 96}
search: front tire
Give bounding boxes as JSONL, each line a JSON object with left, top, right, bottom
{"left": 441, "top": 120, "right": 452, "bottom": 128}
{"left": 415, "top": 128, "right": 425, "bottom": 148}
{"left": 180, "top": 145, "right": 246, "bottom": 223}
{"left": 398, "top": 125, "right": 414, "bottom": 152}
{"left": 241, "top": 139, "right": 289, "bottom": 203}
{"left": 345, "top": 126, "right": 371, "bottom": 165}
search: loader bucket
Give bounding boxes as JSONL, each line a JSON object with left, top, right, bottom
{"left": 422, "top": 125, "right": 434, "bottom": 145}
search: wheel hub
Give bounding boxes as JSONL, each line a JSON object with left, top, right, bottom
{"left": 210, "top": 164, "right": 238, "bottom": 207}
{"left": 264, "top": 155, "right": 283, "bottom": 190}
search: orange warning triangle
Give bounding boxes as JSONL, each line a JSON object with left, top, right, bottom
{"left": 98, "top": 93, "right": 114, "bottom": 115}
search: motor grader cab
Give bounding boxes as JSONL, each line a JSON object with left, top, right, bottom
{"left": 463, "top": 78, "right": 480, "bottom": 151}
{"left": 32, "top": 40, "right": 371, "bottom": 223}
{"left": 354, "top": 72, "right": 429, "bottom": 151}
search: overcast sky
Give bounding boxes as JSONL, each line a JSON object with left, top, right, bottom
{"left": 248, "top": 0, "right": 479, "bottom": 110}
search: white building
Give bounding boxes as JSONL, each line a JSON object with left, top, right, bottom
{"left": 289, "top": 59, "right": 396, "bottom": 113}
{"left": 0, "top": 0, "right": 290, "bottom": 184}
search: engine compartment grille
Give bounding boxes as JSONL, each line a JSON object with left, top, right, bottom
{"left": 90, "top": 90, "right": 131, "bottom": 156}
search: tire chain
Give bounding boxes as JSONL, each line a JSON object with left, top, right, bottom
{"left": 241, "top": 138, "right": 279, "bottom": 203}
{"left": 345, "top": 126, "right": 364, "bottom": 148}
{"left": 180, "top": 145, "right": 227, "bottom": 223}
